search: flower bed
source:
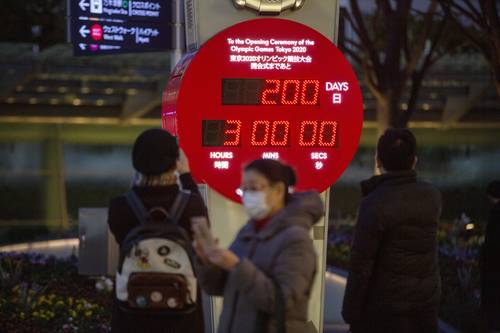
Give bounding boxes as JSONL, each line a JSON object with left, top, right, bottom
{"left": 327, "top": 214, "right": 484, "bottom": 333}
{"left": 0, "top": 253, "right": 112, "bottom": 333}
{"left": 0, "top": 213, "right": 485, "bottom": 333}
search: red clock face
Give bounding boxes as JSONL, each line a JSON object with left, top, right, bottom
{"left": 164, "top": 18, "right": 363, "bottom": 202}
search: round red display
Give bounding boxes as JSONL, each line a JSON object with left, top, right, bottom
{"left": 163, "top": 18, "right": 363, "bottom": 202}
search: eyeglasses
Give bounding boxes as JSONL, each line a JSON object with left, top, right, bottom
{"left": 235, "top": 184, "right": 272, "bottom": 197}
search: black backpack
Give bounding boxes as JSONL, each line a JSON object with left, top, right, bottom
{"left": 115, "top": 189, "right": 197, "bottom": 315}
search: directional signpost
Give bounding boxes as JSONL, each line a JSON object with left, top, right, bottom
{"left": 70, "top": 0, "right": 171, "bottom": 22}
{"left": 67, "top": 0, "right": 172, "bottom": 56}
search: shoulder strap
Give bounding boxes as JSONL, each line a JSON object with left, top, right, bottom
{"left": 169, "top": 190, "right": 191, "bottom": 224}
{"left": 125, "top": 191, "right": 150, "bottom": 224}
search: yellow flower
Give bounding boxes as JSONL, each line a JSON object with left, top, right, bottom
{"left": 33, "top": 311, "right": 40, "bottom": 317}
{"left": 85, "top": 310, "right": 92, "bottom": 317}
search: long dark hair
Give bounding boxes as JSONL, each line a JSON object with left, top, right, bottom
{"left": 244, "top": 159, "right": 297, "bottom": 202}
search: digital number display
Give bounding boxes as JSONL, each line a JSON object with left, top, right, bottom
{"left": 162, "top": 18, "right": 363, "bottom": 202}
{"left": 202, "top": 120, "right": 243, "bottom": 147}
{"left": 221, "top": 79, "right": 320, "bottom": 106}
{"left": 202, "top": 120, "right": 337, "bottom": 148}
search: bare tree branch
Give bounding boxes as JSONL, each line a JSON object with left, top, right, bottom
{"left": 404, "top": 0, "right": 439, "bottom": 81}
{"left": 377, "top": 0, "right": 407, "bottom": 93}
{"left": 440, "top": 0, "right": 500, "bottom": 97}
{"left": 400, "top": 31, "right": 447, "bottom": 127}
{"left": 442, "top": 7, "right": 484, "bottom": 51}
{"left": 344, "top": 38, "right": 363, "bottom": 50}
{"left": 378, "top": 0, "right": 393, "bottom": 15}
{"left": 448, "top": 1, "right": 483, "bottom": 27}
{"left": 341, "top": 9, "right": 374, "bottom": 60}
{"left": 342, "top": 45, "right": 363, "bottom": 65}
{"left": 349, "top": 0, "right": 383, "bottom": 77}
{"left": 342, "top": 10, "right": 365, "bottom": 42}
{"left": 484, "top": 0, "right": 500, "bottom": 46}
{"left": 399, "top": 71, "right": 424, "bottom": 127}
{"left": 463, "top": 0, "right": 482, "bottom": 19}
{"left": 362, "top": 58, "right": 384, "bottom": 102}
{"left": 371, "top": 3, "right": 383, "bottom": 41}
{"left": 343, "top": 0, "right": 463, "bottom": 129}
{"left": 422, "top": 13, "right": 449, "bottom": 70}
{"left": 403, "top": 30, "right": 411, "bottom": 64}
{"left": 400, "top": 7, "right": 470, "bottom": 127}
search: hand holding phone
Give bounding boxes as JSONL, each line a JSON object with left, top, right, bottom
{"left": 191, "top": 216, "right": 217, "bottom": 254}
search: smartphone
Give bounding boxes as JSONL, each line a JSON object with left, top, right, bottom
{"left": 191, "top": 216, "right": 216, "bottom": 252}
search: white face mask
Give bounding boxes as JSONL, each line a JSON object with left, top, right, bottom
{"left": 242, "top": 190, "right": 271, "bottom": 220}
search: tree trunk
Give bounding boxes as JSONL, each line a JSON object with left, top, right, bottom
{"left": 376, "top": 97, "right": 390, "bottom": 139}
{"left": 374, "top": 89, "right": 404, "bottom": 174}
{"left": 388, "top": 89, "right": 404, "bottom": 128}
{"left": 374, "top": 88, "right": 405, "bottom": 139}
{"left": 400, "top": 71, "right": 425, "bottom": 127}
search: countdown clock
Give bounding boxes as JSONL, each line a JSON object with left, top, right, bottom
{"left": 163, "top": 18, "right": 363, "bottom": 202}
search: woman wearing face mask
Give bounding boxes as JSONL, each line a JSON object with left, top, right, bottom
{"left": 192, "top": 159, "right": 324, "bottom": 333}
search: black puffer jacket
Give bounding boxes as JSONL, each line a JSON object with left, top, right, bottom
{"left": 481, "top": 202, "right": 500, "bottom": 306}
{"left": 342, "top": 171, "right": 442, "bottom": 329}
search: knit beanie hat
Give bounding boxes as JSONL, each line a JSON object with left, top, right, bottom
{"left": 132, "top": 129, "right": 179, "bottom": 175}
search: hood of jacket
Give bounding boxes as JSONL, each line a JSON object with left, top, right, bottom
{"left": 240, "top": 191, "right": 324, "bottom": 240}
{"left": 361, "top": 170, "right": 417, "bottom": 197}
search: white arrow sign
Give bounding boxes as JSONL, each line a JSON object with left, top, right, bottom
{"left": 79, "top": 25, "right": 90, "bottom": 38}
{"left": 79, "top": 43, "right": 87, "bottom": 50}
{"left": 79, "top": 0, "right": 90, "bottom": 11}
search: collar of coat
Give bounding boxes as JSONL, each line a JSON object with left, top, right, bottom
{"left": 239, "top": 191, "right": 324, "bottom": 241}
{"left": 361, "top": 170, "right": 417, "bottom": 197}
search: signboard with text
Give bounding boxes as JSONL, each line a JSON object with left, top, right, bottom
{"left": 162, "top": 18, "right": 363, "bottom": 202}
{"left": 70, "top": 0, "right": 171, "bottom": 22}
{"left": 68, "top": 0, "right": 172, "bottom": 56}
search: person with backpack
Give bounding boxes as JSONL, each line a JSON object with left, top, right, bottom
{"left": 192, "top": 159, "right": 324, "bottom": 333}
{"left": 108, "top": 128, "right": 207, "bottom": 333}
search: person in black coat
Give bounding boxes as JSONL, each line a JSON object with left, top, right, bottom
{"left": 480, "top": 181, "right": 500, "bottom": 332}
{"left": 342, "top": 129, "right": 442, "bottom": 333}
{"left": 108, "top": 129, "right": 207, "bottom": 333}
